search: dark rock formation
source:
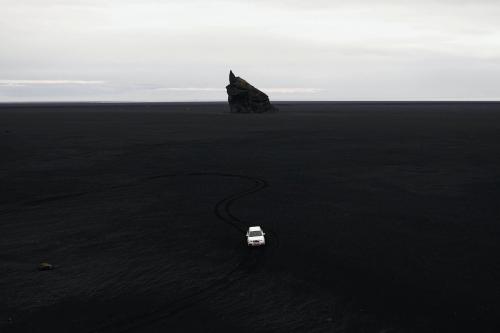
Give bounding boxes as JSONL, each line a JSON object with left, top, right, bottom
{"left": 226, "top": 70, "right": 277, "bottom": 113}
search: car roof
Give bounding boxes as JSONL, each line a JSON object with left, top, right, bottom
{"left": 248, "top": 226, "right": 262, "bottom": 231}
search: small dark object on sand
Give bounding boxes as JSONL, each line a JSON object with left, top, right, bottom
{"left": 226, "top": 70, "right": 277, "bottom": 113}
{"left": 38, "top": 262, "right": 54, "bottom": 271}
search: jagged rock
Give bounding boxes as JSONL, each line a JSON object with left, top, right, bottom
{"left": 226, "top": 70, "right": 277, "bottom": 113}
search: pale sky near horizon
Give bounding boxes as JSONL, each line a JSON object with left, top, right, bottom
{"left": 1, "top": 0, "right": 500, "bottom": 102}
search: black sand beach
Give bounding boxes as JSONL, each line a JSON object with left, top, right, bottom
{"left": 1, "top": 102, "right": 500, "bottom": 332}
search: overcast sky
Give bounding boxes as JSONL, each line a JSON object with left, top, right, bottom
{"left": 1, "top": 0, "right": 500, "bottom": 101}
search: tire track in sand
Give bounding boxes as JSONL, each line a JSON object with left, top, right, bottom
{"left": 88, "top": 172, "right": 274, "bottom": 333}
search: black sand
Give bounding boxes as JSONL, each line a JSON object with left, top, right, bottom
{"left": 1, "top": 102, "right": 500, "bottom": 332}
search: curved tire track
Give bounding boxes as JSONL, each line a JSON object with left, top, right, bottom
{"left": 189, "top": 172, "right": 268, "bottom": 233}
{"left": 2, "top": 172, "right": 275, "bottom": 332}
{"left": 0, "top": 174, "right": 178, "bottom": 217}
{"left": 87, "top": 172, "right": 273, "bottom": 333}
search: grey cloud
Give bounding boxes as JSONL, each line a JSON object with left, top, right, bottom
{"left": 1, "top": 0, "right": 500, "bottom": 101}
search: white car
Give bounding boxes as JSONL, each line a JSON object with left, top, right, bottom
{"left": 246, "top": 226, "right": 266, "bottom": 246}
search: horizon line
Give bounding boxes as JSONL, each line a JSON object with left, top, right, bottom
{"left": 2, "top": 99, "right": 500, "bottom": 105}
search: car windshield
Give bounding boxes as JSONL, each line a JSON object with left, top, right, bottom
{"left": 249, "top": 231, "right": 262, "bottom": 237}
